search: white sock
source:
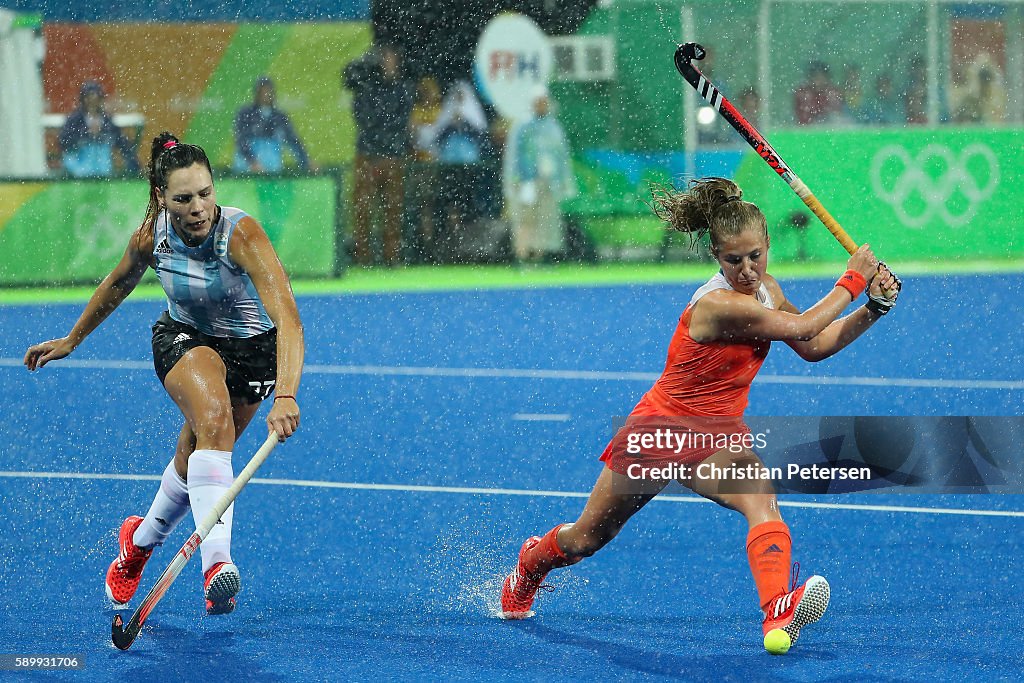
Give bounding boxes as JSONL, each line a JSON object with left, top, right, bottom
{"left": 187, "top": 449, "right": 235, "bottom": 574}
{"left": 133, "top": 459, "right": 191, "bottom": 549}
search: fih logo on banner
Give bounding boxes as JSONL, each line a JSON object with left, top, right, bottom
{"left": 474, "top": 12, "right": 553, "bottom": 122}
{"left": 870, "top": 143, "right": 999, "bottom": 229}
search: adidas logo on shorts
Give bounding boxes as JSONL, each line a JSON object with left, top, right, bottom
{"left": 155, "top": 239, "right": 173, "bottom": 255}
{"left": 172, "top": 332, "right": 191, "bottom": 345}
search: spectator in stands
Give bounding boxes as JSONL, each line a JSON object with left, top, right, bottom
{"left": 954, "top": 64, "right": 1006, "bottom": 124}
{"left": 406, "top": 77, "right": 443, "bottom": 263}
{"left": 435, "top": 81, "right": 488, "bottom": 165}
{"left": 58, "top": 81, "right": 140, "bottom": 178}
{"left": 793, "top": 62, "right": 843, "bottom": 125}
{"left": 975, "top": 65, "right": 1006, "bottom": 123}
{"left": 343, "top": 45, "right": 415, "bottom": 266}
{"left": 233, "top": 76, "right": 313, "bottom": 174}
{"left": 905, "top": 55, "right": 928, "bottom": 124}
{"left": 478, "top": 110, "right": 508, "bottom": 223}
{"left": 840, "top": 66, "right": 864, "bottom": 123}
{"left": 503, "top": 85, "right": 576, "bottom": 264}
{"left": 861, "top": 75, "right": 902, "bottom": 125}
{"left": 948, "top": 64, "right": 972, "bottom": 122}
{"left": 434, "top": 80, "right": 490, "bottom": 263}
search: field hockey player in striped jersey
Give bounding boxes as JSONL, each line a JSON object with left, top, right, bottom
{"left": 25, "top": 132, "right": 304, "bottom": 617}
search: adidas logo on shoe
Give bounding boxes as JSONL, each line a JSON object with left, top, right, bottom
{"left": 762, "top": 544, "right": 784, "bottom": 554}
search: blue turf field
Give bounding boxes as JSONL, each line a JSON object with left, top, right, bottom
{"left": 2, "top": 272, "right": 1023, "bottom": 681}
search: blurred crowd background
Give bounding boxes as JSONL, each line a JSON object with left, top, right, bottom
{"left": 0, "top": 0, "right": 1020, "bottom": 284}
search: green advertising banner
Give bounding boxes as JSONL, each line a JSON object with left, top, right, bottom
{"left": 732, "top": 128, "right": 1021, "bottom": 263}
{"left": 0, "top": 174, "right": 338, "bottom": 286}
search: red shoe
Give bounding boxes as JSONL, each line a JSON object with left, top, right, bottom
{"left": 500, "top": 537, "right": 554, "bottom": 619}
{"left": 204, "top": 562, "right": 241, "bottom": 615}
{"left": 105, "top": 516, "right": 153, "bottom": 605}
{"left": 762, "top": 571, "right": 830, "bottom": 647}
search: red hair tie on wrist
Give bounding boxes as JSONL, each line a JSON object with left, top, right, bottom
{"left": 835, "top": 270, "right": 867, "bottom": 300}
{"left": 162, "top": 140, "right": 177, "bottom": 149}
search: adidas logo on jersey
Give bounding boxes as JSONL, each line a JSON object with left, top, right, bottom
{"left": 155, "top": 239, "right": 173, "bottom": 255}
{"left": 172, "top": 332, "right": 191, "bottom": 345}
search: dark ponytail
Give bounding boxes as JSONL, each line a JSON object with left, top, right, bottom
{"left": 140, "top": 132, "right": 213, "bottom": 231}
{"left": 650, "top": 177, "right": 768, "bottom": 253}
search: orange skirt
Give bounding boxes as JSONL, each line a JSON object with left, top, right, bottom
{"left": 599, "top": 393, "right": 750, "bottom": 477}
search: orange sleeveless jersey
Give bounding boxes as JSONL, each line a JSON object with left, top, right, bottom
{"left": 644, "top": 303, "right": 771, "bottom": 417}
{"left": 599, "top": 283, "right": 773, "bottom": 475}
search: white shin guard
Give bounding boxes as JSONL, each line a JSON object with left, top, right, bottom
{"left": 187, "top": 449, "right": 235, "bottom": 574}
{"left": 133, "top": 459, "right": 191, "bottom": 549}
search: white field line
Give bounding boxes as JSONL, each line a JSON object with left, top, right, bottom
{"left": 0, "top": 470, "right": 1022, "bottom": 518}
{"left": 512, "top": 413, "right": 572, "bottom": 421}
{"left": 4, "top": 358, "right": 1022, "bottom": 390}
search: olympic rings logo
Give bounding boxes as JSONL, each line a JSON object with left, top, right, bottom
{"left": 870, "top": 143, "right": 999, "bottom": 229}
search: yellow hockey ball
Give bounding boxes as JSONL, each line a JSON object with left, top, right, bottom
{"left": 764, "top": 628, "right": 791, "bottom": 655}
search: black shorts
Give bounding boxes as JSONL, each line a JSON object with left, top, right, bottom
{"left": 152, "top": 312, "right": 277, "bottom": 404}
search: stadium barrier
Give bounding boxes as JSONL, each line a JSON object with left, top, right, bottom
{"left": 0, "top": 170, "right": 343, "bottom": 287}
{"left": 569, "top": 127, "right": 1022, "bottom": 262}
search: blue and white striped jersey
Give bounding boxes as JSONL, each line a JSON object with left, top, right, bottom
{"left": 152, "top": 206, "right": 274, "bottom": 338}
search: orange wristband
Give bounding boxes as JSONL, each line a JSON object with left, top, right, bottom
{"left": 274, "top": 394, "right": 295, "bottom": 402}
{"left": 835, "top": 270, "right": 867, "bottom": 299}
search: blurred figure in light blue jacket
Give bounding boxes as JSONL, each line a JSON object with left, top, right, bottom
{"left": 503, "top": 85, "right": 576, "bottom": 263}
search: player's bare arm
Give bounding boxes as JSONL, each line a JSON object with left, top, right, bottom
{"left": 24, "top": 227, "right": 153, "bottom": 371}
{"left": 229, "top": 215, "right": 304, "bottom": 440}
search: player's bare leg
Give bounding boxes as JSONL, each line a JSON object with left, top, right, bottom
{"left": 501, "top": 467, "right": 667, "bottom": 618}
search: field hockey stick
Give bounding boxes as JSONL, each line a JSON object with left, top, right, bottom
{"left": 111, "top": 432, "right": 280, "bottom": 650}
{"left": 674, "top": 43, "right": 859, "bottom": 255}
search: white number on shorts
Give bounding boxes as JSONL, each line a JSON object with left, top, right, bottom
{"left": 248, "top": 380, "right": 276, "bottom": 400}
